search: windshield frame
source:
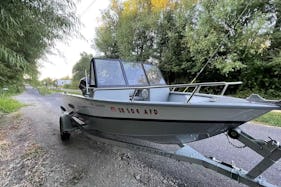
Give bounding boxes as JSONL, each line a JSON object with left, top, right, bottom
{"left": 91, "top": 58, "right": 166, "bottom": 88}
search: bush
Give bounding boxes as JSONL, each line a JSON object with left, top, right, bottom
{"left": 0, "top": 85, "right": 24, "bottom": 96}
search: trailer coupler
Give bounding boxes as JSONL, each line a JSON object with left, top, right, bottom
{"left": 227, "top": 128, "right": 281, "bottom": 180}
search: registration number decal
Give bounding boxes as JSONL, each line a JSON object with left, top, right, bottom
{"left": 110, "top": 106, "right": 158, "bottom": 115}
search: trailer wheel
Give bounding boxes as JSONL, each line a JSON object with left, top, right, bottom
{"left": 60, "top": 116, "right": 71, "bottom": 141}
{"left": 228, "top": 129, "right": 240, "bottom": 139}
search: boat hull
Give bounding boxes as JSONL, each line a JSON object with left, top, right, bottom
{"left": 80, "top": 114, "right": 242, "bottom": 143}
{"left": 62, "top": 94, "right": 274, "bottom": 144}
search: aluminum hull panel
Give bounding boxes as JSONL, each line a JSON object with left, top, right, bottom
{"left": 62, "top": 94, "right": 276, "bottom": 143}
{"left": 64, "top": 94, "right": 272, "bottom": 122}
{"left": 80, "top": 114, "right": 242, "bottom": 143}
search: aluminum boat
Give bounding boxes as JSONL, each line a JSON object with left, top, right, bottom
{"left": 61, "top": 58, "right": 280, "bottom": 144}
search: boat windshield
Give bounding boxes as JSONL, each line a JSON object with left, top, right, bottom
{"left": 93, "top": 59, "right": 166, "bottom": 87}
{"left": 95, "top": 59, "right": 126, "bottom": 87}
{"left": 143, "top": 64, "right": 166, "bottom": 85}
{"left": 123, "top": 61, "right": 149, "bottom": 86}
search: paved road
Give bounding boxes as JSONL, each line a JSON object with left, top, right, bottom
{"left": 14, "top": 87, "right": 281, "bottom": 186}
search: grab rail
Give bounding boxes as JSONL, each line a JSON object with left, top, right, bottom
{"left": 92, "top": 81, "right": 242, "bottom": 103}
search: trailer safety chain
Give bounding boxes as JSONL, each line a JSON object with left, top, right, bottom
{"left": 225, "top": 133, "right": 246, "bottom": 149}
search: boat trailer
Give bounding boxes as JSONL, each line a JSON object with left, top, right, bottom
{"left": 60, "top": 111, "right": 281, "bottom": 187}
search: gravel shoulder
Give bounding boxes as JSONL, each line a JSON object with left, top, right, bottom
{"left": 0, "top": 88, "right": 280, "bottom": 187}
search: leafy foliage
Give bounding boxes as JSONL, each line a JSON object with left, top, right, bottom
{"left": 72, "top": 52, "right": 93, "bottom": 87}
{"left": 0, "top": 0, "right": 78, "bottom": 87}
{"left": 94, "top": 0, "right": 281, "bottom": 98}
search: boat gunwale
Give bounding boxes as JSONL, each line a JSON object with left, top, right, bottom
{"left": 63, "top": 93, "right": 280, "bottom": 110}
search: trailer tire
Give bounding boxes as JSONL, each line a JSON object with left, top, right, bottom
{"left": 60, "top": 115, "right": 71, "bottom": 141}
{"left": 60, "top": 130, "right": 70, "bottom": 141}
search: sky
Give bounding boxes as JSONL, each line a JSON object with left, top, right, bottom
{"left": 38, "top": 0, "right": 110, "bottom": 80}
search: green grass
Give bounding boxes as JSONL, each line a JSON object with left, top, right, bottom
{"left": 37, "top": 87, "right": 64, "bottom": 95}
{"left": 254, "top": 111, "right": 281, "bottom": 127}
{"left": 37, "top": 87, "right": 56, "bottom": 95}
{"left": 37, "top": 87, "right": 81, "bottom": 95}
{"left": 64, "top": 90, "right": 81, "bottom": 95}
{"left": 0, "top": 95, "right": 24, "bottom": 113}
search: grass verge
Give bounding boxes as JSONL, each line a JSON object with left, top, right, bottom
{"left": 64, "top": 90, "right": 81, "bottom": 95}
{"left": 37, "top": 87, "right": 81, "bottom": 95}
{"left": 253, "top": 111, "right": 281, "bottom": 127}
{"left": 0, "top": 95, "right": 24, "bottom": 113}
{"left": 37, "top": 87, "right": 58, "bottom": 95}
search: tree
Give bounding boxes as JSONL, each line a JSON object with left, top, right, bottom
{"left": 0, "top": 0, "right": 78, "bottom": 88}
{"left": 72, "top": 52, "right": 93, "bottom": 87}
{"left": 41, "top": 78, "right": 54, "bottom": 87}
{"left": 93, "top": 0, "right": 281, "bottom": 98}
{"left": 182, "top": 0, "right": 281, "bottom": 97}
